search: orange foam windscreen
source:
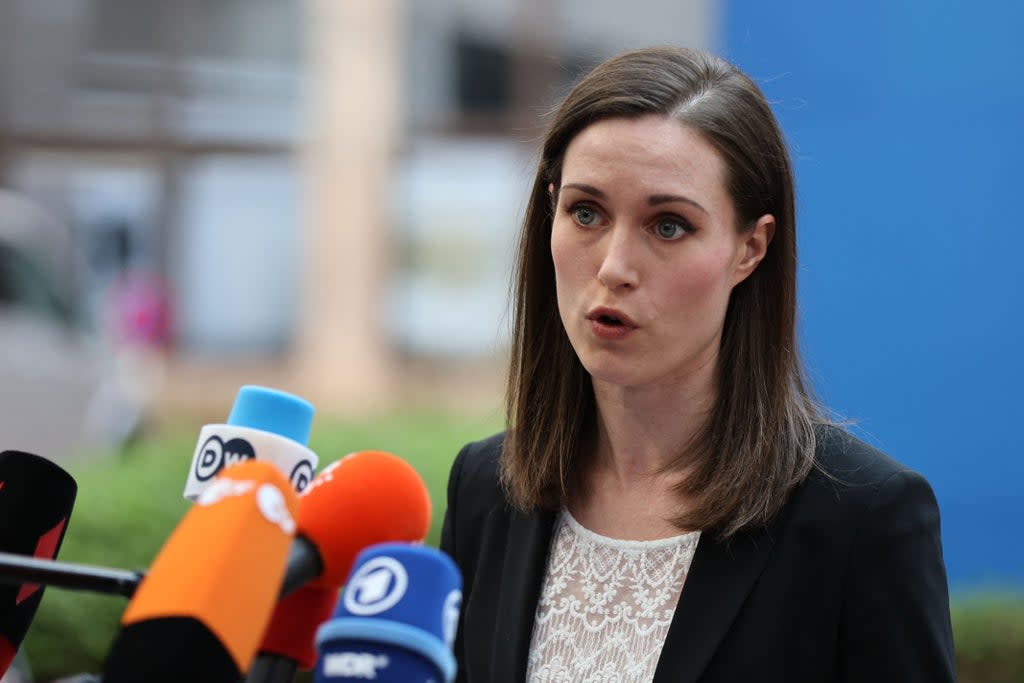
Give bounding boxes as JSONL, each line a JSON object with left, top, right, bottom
{"left": 297, "top": 450, "right": 431, "bottom": 590}
{"left": 119, "top": 460, "right": 299, "bottom": 673}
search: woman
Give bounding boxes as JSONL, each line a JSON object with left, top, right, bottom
{"left": 440, "top": 46, "right": 955, "bottom": 682}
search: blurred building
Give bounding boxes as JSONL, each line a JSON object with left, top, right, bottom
{"left": 0, "top": 0, "right": 712, "bottom": 422}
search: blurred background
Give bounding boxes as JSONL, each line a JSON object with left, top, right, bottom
{"left": 1, "top": 0, "right": 1022, "bottom": 680}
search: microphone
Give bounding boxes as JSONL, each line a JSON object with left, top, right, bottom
{"left": 281, "top": 450, "right": 432, "bottom": 595}
{"left": 313, "top": 543, "right": 462, "bottom": 683}
{"left": 246, "top": 584, "right": 338, "bottom": 682}
{"left": 0, "top": 450, "right": 77, "bottom": 677}
{"left": 183, "top": 385, "right": 318, "bottom": 501}
{"left": 0, "top": 552, "right": 142, "bottom": 598}
{"left": 247, "top": 451, "right": 433, "bottom": 682}
{"left": 102, "top": 460, "right": 299, "bottom": 683}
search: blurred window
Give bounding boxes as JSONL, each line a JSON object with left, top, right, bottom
{"left": 454, "top": 32, "right": 511, "bottom": 115}
{"left": 90, "top": 0, "right": 162, "bottom": 55}
{"left": 84, "top": 0, "right": 301, "bottom": 98}
{"left": 174, "top": 155, "right": 299, "bottom": 354}
{"left": 388, "top": 137, "right": 530, "bottom": 358}
{"left": 90, "top": 0, "right": 300, "bottom": 66}
{"left": 187, "top": 0, "right": 300, "bottom": 66}
{"left": 0, "top": 242, "right": 69, "bottom": 323}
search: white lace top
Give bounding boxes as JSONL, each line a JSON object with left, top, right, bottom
{"left": 526, "top": 509, "right": 701, "bottom": 683}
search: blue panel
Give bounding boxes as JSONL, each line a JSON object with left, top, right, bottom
{"left": 722, "top": 0, "right": 1024, "bottom": 587}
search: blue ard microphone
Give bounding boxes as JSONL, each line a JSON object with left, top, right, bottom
{"left": 314, "top": 543, "right": 462, "bottom": 683}
{"left": 183, "top": 385, "right": 317, "bottom": 501}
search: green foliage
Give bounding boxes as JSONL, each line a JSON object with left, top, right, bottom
{"left": 953, "top": 591, "right": 1024, "bottom": 683}
{"left": 21, "top": 410, "right": 502, "bottom": 682}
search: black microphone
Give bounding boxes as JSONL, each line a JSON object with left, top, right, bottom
{"left": 0, "top": 450, "right": 77, "bottom": 677}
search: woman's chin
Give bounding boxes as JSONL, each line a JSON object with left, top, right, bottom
{"left": 581, "top": 360, "right": 651, "bottom": 390}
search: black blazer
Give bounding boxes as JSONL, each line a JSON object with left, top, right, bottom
{"left": 440, "top": 425, "right": 957, "bottom": 682}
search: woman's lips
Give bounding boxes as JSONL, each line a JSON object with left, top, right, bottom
{"left": 586, "top": 307, "right": 637, "bottom": 340}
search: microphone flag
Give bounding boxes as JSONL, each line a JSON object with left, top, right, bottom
{"left": 183, "top": 385, "right": 317, "bottom": 501}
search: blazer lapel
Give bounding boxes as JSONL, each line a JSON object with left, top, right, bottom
{"left": 489, "top": 506, "right": 557, "bottom": 683}
{"left": 652, "top": 524, "right": 777, "bottom": 683}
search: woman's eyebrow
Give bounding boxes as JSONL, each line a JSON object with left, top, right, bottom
{"left": 648, "top": 193, "right": 708, "bottom": 215}
{"left": 561, "top": 182, "right": 605, "bottom": 198}
{"left": 561, "top": 183, "right": 708, "bottom": 216}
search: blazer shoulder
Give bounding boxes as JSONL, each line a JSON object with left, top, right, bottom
{"left": 444, "top": 431, "right": 507, "bottom": 542}
{"left": 453, "top": 431, "right": 505, "bottom": 492}
{"left": 812, "top": 423, "right": 921, "bottom": 489}
{"left": 787, "top": 423, "right": 939, "bottom": 527}
{"left": 810, "top": 430, "right": 955, "bottom": 681}
{"left": 442, "top": 432, "right": 507, "bottom": 591}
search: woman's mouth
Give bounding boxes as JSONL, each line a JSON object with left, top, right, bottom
{"left": 586, "top": 308, "right": 637, "bottom": 340}
{"left": 587, "top": 307, "right": 636, "bottom": 326}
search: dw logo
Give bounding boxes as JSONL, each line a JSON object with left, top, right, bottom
{"left": 195, "top": 435, "right": 256, "bottom": 481}
{"left": 343, "top": 557, "right": 408, "bottom": 616}
{"left": 289, "top": 460, "right": 315, "bottom": 493}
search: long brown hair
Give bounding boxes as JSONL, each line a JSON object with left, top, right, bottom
{"left": 501, "top": 46, "right": 825, "bottom": 538}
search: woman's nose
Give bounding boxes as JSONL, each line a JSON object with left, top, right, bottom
{"left": 596, "top": 226, "right": 640, "bottom": 290}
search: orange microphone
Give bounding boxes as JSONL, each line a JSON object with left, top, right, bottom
{"left": 292, "top": 451, "right": 432, "bottom": 590}
{"left": 248, "top": 451, "right": 432, "bottom": 682}
{"left": 103, "top": 460, "right": 299, "bottom": 683}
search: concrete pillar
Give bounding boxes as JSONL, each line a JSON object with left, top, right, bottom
{"left": 292, "top": 0, "right": 401, "bottom": 412}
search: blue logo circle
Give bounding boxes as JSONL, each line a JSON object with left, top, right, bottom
{"left": 343, "top": 557, "right": 408, "bottom": 616}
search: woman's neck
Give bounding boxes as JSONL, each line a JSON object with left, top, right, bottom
{"left": 590, "top": 364, "right": 716, "bottom": 485}
{"left": 568, "top": 348, "right": 719, "bottom": 539}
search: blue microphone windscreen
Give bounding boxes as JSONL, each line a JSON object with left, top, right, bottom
{"left": 315, "top": 544, "right": 462, "bottom": 683}
{"left": 226, "top": 385, "right": 314, "bottom": 445}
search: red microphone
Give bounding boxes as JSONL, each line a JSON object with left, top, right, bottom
{"left": 247, "top": 450, "right": 432, "bottom": 682}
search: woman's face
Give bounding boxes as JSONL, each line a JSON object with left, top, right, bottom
{"left": 550, "top": 114, "right": 771, "bottom": 391}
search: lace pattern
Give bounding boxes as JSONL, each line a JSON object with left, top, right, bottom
{"left": 526, "top": 509, "right": 700, "bottom": 683}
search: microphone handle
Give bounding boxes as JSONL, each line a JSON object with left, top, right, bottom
{"left": 0, "top": 551, "right": 143, "bottom": 598}
{"left": 246, "top": 653, "right": 298, "bottom": 683}
{"left": 279, "top": 535, "right": 323, "bottom": 598}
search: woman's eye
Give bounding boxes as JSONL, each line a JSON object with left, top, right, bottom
{"left": 571, "top": 206, "right": 599, "bottom": 226}
{"left": 655, "top": 219, "right": 689, "bottom": 240}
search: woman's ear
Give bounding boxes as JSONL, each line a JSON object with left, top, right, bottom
{"left": 732, "top": 214, "right": 775, "bottom": 286}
